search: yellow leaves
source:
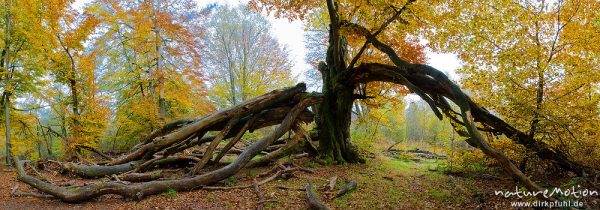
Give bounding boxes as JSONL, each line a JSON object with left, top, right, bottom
{"left": 0, "top": 111, "right": 39, "bottom": 158}
{"left": 425, "top": 0, "right": 600, "bottom": 165}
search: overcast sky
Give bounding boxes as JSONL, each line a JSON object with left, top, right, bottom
{"left": 74, "top": 0, "right": 461, "bottom": 83}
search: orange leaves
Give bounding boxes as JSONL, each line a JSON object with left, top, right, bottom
{"left": 248, "top": 0, "right": 320, "bottom": 20}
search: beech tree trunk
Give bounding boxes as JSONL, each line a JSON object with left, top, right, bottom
{"left": 316, "top": 1, "right": 363, "bottom": 164}
{"left": 318, "top": 64, "right": 362, "bottom": 163}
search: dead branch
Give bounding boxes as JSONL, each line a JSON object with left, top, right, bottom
{"left": 61, "top": 161, "right": 140, "bottom": 178}
{"left": 203, "top": 167, "right": 310, "bottom": 191}
{"left": 214, "top": 114, "right": 258, "bottom": 164}
{"left": 253, "top": 178, "right": 265, "bottom": 210}
{"left": 108, "top": 84, "right": 308, "bottom": 166}
{"left": 306, "top": 182, "right": 331, "bottom": 210}
{"left": 191, "top": 113, "right": 241, "bottom": 174}
{"left": 119, "top": 171, "right": 164, "bottom": 182}
{"left": 246, "top": 128, "right": 305, "bottom": 168}
{"left": 332, "top": 180, "right": 357, "bottom": 199}
{"left": 11, "top": 184, "right": 54, "bottom": 198}
{"left": 75, "top": 144, "right": 113, "bottom": 161}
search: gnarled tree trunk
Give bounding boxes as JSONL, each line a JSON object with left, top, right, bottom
{"left": 316, "top": 0, "right": 363, "bottom": 164}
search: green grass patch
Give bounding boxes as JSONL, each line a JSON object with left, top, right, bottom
{"left": 224, "top": 176, "right": 238, "bottom": 186}
{"left": 162, "top": 188, "right": 178, "bottom": 198}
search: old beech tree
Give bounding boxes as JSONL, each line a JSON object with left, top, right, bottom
{"left": 11, "top": 0, "right": 593, "bottom": 203}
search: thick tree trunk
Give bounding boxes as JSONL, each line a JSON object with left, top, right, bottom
{"left": 317, "top": 0, "right": 363, "bottom": 164}
{"left": 317, "top": 74, "right": 362, "bottom": 163}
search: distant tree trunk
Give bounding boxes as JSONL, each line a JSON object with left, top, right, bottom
{"left": 38, "top": 122, "right": 52, "bottom": 157}
{"left": 316, "top": 0, "right": 363, "bottom": 164}
{"left": 153, "top": 0, "right": 166, "bottom": 124}
{"left": 3, "top": 0, "right": 12, "bottom": 166}
{"left": 4, "top": 94, "right": 11, "bottom": 166}
{"left": 61, "top": 40, "right": 80, "bottom": 160}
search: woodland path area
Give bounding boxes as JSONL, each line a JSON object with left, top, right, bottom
{"left": 3, "top": 154, "right": 597, "bottom": 209}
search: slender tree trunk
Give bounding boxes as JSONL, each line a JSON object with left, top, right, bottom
{"left": 152, "top": 0, "right": 166, "bottom": 124}
{"left": 3, "top": 0, "right": 12, "bottom": 166}
{"left": 68, "top": 61, "right": 80, "bottom": 160}
{"left": 4, "top": 94, "right": 11, "bottom": 166}
{"left": 57, "top": 33, "right": 80, "bottom": 160}
{"left": 228, "top": 62, "right": 237, "bottom": 105}
{"left": 529, "top": 67, "right": 544, "bottom": 138}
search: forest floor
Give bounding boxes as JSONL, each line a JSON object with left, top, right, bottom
{"left": 0, "top": 152, "right": 594, "bottom": 209}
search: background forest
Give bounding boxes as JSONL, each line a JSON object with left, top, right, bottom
{"left": 0, "top": 1, "right": 298, "bottom": 162}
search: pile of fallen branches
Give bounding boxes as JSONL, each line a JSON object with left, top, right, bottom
{"left": 12, "top": 84, "right": 323, "bottom": 203}
{"left": 383, "top": 148, "right": 448, "bottom": 160}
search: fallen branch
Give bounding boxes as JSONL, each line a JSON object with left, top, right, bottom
{"left": 253, "top": 179, "right": 265, "bottom": 210}
{"left": 61, "top": 161, "right": 140, "bottom": 178}
{"left": 108, "top": 84, "right": 308, "bottom": 166}
{"left": 246, "top": 127, "right": 306, "bottom": 168}
{"left": 119, "top": 171, "right": 164, "bottom": 182}
{"left": 213, "top": 114, "right": 258, "bottom": 164}
{"left": 191, "top": 113, "right": 241, "bottom": 174}
{"left": 332, "top": 180, "right": 357, "bottom": 199}
{"left": 306, "top": 182, "right": 331, "bottom": 210}
{"left": 10, "top": 184, "right": 54, "bottom": 198}
{"left": 11, "top": 92, "right": 318, "bottom": 203}
{"left": 75, "top": 144, "right": 113, "bottom": 161}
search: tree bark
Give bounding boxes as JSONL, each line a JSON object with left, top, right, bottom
{"left": 317, "top": 0, "right": 363, "bottom": 164}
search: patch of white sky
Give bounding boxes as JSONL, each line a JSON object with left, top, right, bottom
{"left": 74, "top": 0, "right": 462, "bottom": 90}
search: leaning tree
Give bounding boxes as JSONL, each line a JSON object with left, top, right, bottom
{"left": 12, "top": 0, "right": 591, "bottom": 203}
